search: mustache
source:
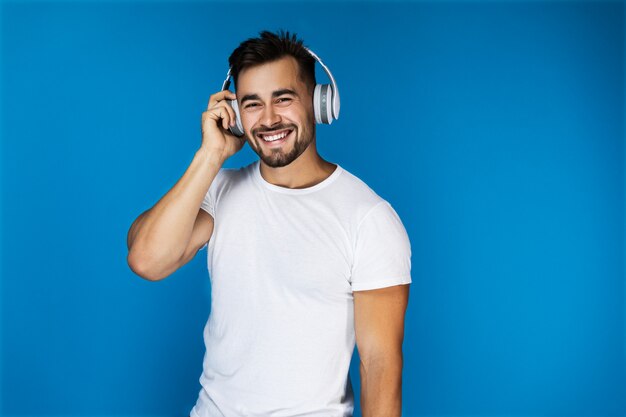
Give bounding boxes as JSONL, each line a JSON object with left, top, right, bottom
{"left": 253, "top": 125, "right": 295, "bottom": 136}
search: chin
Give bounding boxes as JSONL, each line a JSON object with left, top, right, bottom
{"left": 263, "top": 159, "right": 292, "bottom": 168}
{"left": 259, "top": 150, "right": 300, "bottom": 168}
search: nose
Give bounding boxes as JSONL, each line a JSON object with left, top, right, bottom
{"left": 260, "top": 103, "right": 282, "bottom": 129}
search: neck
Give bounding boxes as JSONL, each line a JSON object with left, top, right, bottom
{"left": 258, "top": 141, "right": 337, "bottom": 189}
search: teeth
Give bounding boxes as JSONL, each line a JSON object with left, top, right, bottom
{"left": 261, "top": 130, "right": 290, "bottom": 142}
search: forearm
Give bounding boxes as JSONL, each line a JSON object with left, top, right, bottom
{"left": 127, "top": 147, "right": 223, "bottom": 277}
{"left": 360, "top": 355, "right": 403, "bottom": 417}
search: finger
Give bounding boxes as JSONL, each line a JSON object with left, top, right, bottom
{"left": 212, "top": 101, "right": 237, "bottom": 129}
{"left": 207, "top": 90, "right": 237, "bottom": 110}
{"left": 204, "top": 107, "right": 229, "bottom": 130}
{"left": 219, "top": 108, "right": 229, "bottom": 130}
{"left": 224, "top": 102, "right": 237, "bottom": 127}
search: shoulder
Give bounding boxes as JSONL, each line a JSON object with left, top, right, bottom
{"left": 334, "top": 165, "right": 389, "bottom": 220}
{"left": 204, "top": 162, "right": 251, "bottom": 204}
{"left": 214, "top": 160, "right": 256, "bottom": 186}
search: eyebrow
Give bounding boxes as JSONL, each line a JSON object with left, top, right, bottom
{"left": 240, "top": 88, "right": 299, "bottom": 105}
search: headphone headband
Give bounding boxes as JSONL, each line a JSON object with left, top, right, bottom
{"left": 221, "top": 68, "right": 233, "bottom": 91}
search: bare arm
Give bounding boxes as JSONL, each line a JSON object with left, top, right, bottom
{"left": 126, "top": 148, "right": 221, "bottom": 281}
{"left": 354, "top": 284, "right": 410, "bottom": 417}
{"left": 127, "top": 89, "right": 244, "bottom": 281}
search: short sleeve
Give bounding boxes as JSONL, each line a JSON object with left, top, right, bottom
{"left": 199, "top": 167, "right": 229, "bottom": 218}
{"left": 350, "top": 201, "right": 412, "bottom": 291}
{"left": 199, "top": 169, "right": 225, "bottom": 250}
{"left": 200, "top": 186, "right": 215, "bottom": 218}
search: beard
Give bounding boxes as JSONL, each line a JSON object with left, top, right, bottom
{"left": 246, "top": 118, "right": 316, "bottom": 168}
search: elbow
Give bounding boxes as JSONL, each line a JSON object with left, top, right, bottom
{"left": 127, "top": 250, "right": 169, "bottom": 282}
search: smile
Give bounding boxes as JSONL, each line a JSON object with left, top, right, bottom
{"left": 257, "top": 129, "right": 294, "bottom": 144}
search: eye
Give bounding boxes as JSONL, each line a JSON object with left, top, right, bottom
{"left": 244, "top": 103, "right": 259, "bottom": 109}
{"left": 277, "top": 97, "right": 292, "bottom": 104}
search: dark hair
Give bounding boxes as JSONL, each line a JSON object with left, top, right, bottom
{"left": 227, "top": 29, "right": 316, "bottom": 94}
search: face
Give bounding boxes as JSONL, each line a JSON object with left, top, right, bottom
{"left": 236, "top": 56, "right": 316, "bottom": 168}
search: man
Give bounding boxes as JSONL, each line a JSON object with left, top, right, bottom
{"left": 127, "top": 30, "right": 411, "bottom": 417}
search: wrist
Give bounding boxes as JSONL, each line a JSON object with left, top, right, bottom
{"left": 195, "top": 146, "right": 225, "bottom": 168}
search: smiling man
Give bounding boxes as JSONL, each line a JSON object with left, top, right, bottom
{"left": 127, "top": 30, "right": 412, "bottom": 417}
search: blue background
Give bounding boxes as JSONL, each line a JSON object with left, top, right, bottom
{"left": 1, "top": 1, "right": 625, "bottom": 416}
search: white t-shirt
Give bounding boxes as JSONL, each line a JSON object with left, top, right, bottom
{"left": 190, "top": 160, "right": 412, "bottom": 417}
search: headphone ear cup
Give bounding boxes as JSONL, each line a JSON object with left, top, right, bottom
{"left": 229, "top": 99, "right": 245, "bottom": 137}
{"left": 324, "top": 85, "right": 334, "bottom": 124}
{"left": 313, "top": 84, "right": 334, "bottom": 125}
{"left": 313, "top": 84, "right": 322, "bottom": 124}
{"left": 332, "top": 86, "right": 340, "bottom": 120}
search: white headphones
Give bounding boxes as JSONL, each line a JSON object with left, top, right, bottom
{"left": 220, "top": 46, "right": 340, "bottom": 137}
